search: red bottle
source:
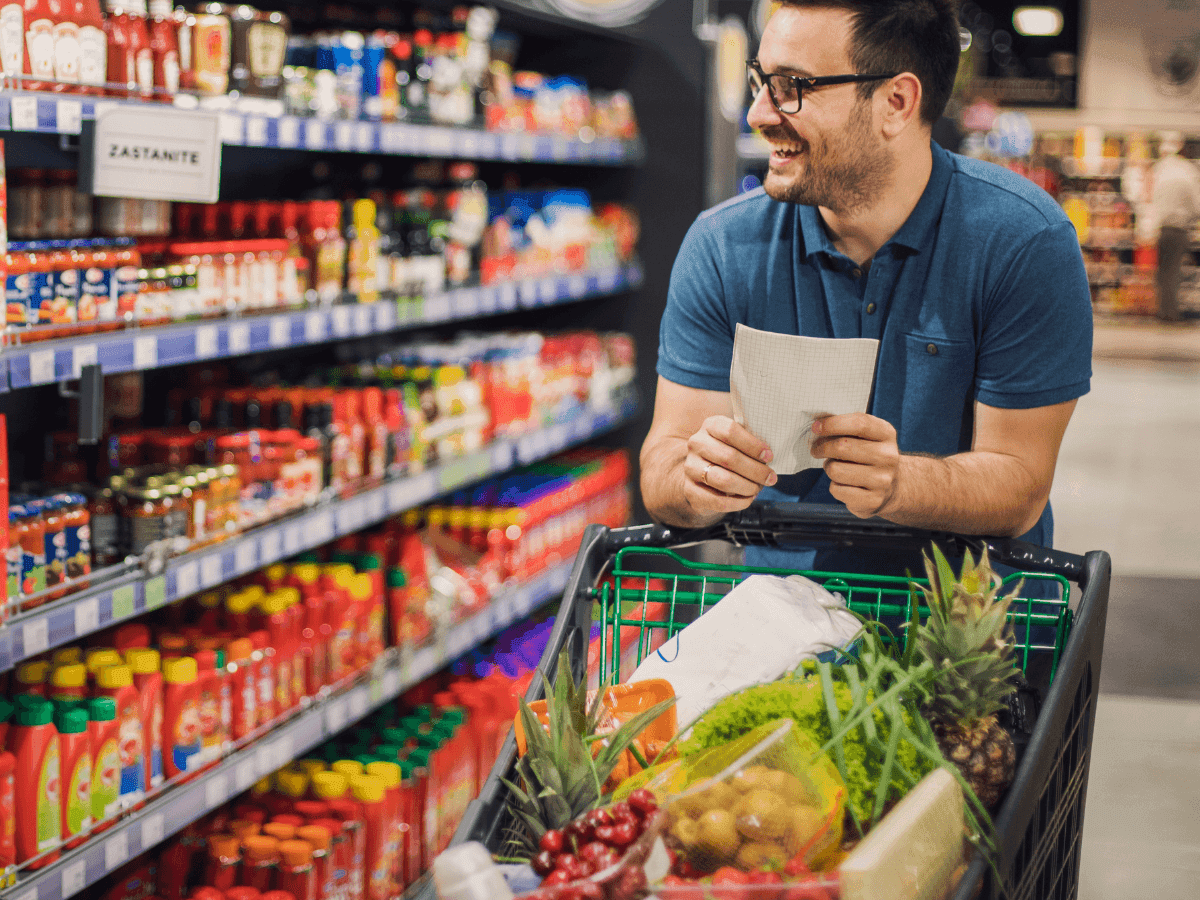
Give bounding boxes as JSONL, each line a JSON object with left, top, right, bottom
{"left": 276, "top": 839, "right": 317, "bottom": 900}
{"left": 125, "top": 0, "right": 152, "bottom": 99}
{"left": 203, "top": 832, "right": 241, "bottom": 892}
{"left": 349, "top": 776, "right": 387, "bottom": 900}
{"left": 240, "top": 835, "right": 280, "bottom": 893}
{"left": 296, "top": 824, "right": 333, "bottom": 900}
{"left": 54, "top": 706, "right": 92, "bottom": 850}
{"left": 225, "top": 637, "right": 257, "bottom": 740}
{"left": 146, "top": 0, "right": 176, "bottom": 100}
{"left": 249, "top": 628, "right": 276, "bottom": 727}
{"left": 102, "top": 0, "right": 133, "bottom": 96}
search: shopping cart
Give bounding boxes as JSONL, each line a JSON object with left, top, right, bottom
{"left": 439, "top": 502, "right": 1111, "bottom": 900}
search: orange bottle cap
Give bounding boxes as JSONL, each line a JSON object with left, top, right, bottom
{"left": 228, "top": 819, "right": 261, "bottom": 841}
{"left": 295, "top": 825, "right": 331, "bottom": 852}
{"left": 278, "top": 839, "right": 313, "bottom": 867}
{"left": 226, "top": 638, "right": 253, "bottom": 662}
{"left": 241, "top": 835, "right": 280, "bottom": 861}
{"left": 208, "top": 833, "right": 241, "bottom": 859}
{"left": 262, "top": 822, "right": 295, "bottom": 842}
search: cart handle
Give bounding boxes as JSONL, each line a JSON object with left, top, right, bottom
{"left": 606, "top": 502, "right": 1087, "bottom": 581}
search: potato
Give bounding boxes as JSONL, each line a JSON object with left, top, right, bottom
{"left": 736, "top": 840, "right": 788, "bottom": 870}
{"left": 670, "top": 815, "right": 700, "bottom": 849}
{"left": 759, "top": 769, "right": 807, "bottom": 805}
{"left": 784, "top": 803, "right": 831, "bottom": 856}
{"left": 695, "top": 808, "right": 741, "bottom": 863}
{"left": 694, "top": 782, "right": 738, "bottom": 814}
{"left": 729, "top": 765, "right": 772, "bottom": 794}
{"left": 735, "top": 789, "right": 791, "bottom": 841}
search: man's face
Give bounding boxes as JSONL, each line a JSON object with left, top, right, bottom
{"left": 747, "top": 5, "right": 893, "bottom": 213}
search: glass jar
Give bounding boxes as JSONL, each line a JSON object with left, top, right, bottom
{"left": 57, "top": 493, "right": 92, "bottom": 587}
{"left": 126, "top": 487, "right": 169, "bottom": 555}
{"left": 89, "top": 485, "right": 122, "bottom": 568}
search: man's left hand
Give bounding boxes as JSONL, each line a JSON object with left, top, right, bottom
{"left": 810, "top": 413, "right": 901, "bottom": 518}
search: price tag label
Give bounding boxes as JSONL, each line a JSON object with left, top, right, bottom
{"left": 29, "top": 349, "right": 55, "bottom": 385}
{"left": 57, "top": 98, "right": 83, "bottom": 134}
{"left": 200, "top": 554, "right": 222, "bottom": 588}
{"left": 324, "top": 697, "right": 348, "bottom": 734}
{"left": 499, "top": 282, "right": 518, "bottom": 310}
{"left": 501, "top": 133, "right": 519, "bottom": 158}
{"left": 353, "top": 305, "right": 371, "bottom": 334}
{"left": 283, "top": 525, "right": 303, "bottom": 555}
{"left": 356, "top": 123, "right": 374, "bottom": 152}
{"left": 23, "top": 617, "right": 49, "bottom": 657}
{"left": 382, "top": 668, "right": 401, "bottom": 697}
{"left": 305, "top": 120, "right": 326, "bottom": 150}
{"left": 518, "top": 279, "right": 538, "bottom": 308}
{"left": 134, "top": 336, "right": 157, "bottom": 369}
{"left": 12, "top": 889, "right": 35, "bottom": 900}
{"left": 195, "top": 325, "right": 218, "bottom": 358}
{"left": 597, "top": 268, "right": 619, "bottom": 291}
{"left": 75, "top": 597, "right": 100, "bottom": 636}
{"left": 174, "top": 560, "right": 198, "bottom": 597}
{"left": 269, "top": 316, "right": 291, "bottom": 348}
{"left": 142, "top": 813, "right": 165, "bottom": 850}
{"left": 365, "top": 491, "right": 384, "bottom": 524}
{"left": 519, "top": 134, "right": 536, "bottom": 158}
{"left": 235, "top": 757, "right": 258, "bottom": 792}
{"left": 62, "top": 860, "right": 87, "bottom": 896}
{"left": 387, "top": 474, "right": 434, "bottom": 514}
{"left": 380, "top": 123, "right": 401, "bottom": 152}
{"left": 111, "top": 584, "right": 135, "bottom": 620}
{"left": 10, "top": 95, "right": 38, "bottom": 130}
{"left": 72, "top": 342, "right": 98, "bottom": 379}
{"left": 235, "top": 540, "right": 257, "bottom": 574}
{"left": 427, "top": 128, "right": 455, "bottom": 155}
{"left": 310, "top": 511, "right": 334, "bottom": 544}
{"left": 551, "top": 137, "right": 569, "bottom": 160}
{"left": 260, "top": 529, "right": 281, "bottom": 564}
{"left": 331, "top": 306, "right": 351, "bottom": 336}
{"left": 144, "top": 575, "right": 166, "bottom": 611}
{"left": 271, "top": 735, "right": 294, "bottom": 768}
{"left": 205, "top": 773, "right": 228, "bottom": 809}
{"left": 348, "top": 690, "right": 368, "bottom": 720}
{"left": 305, "top": 312, "right": 326, "bottom": 343}
{"left": 279, "top": 117, "right": 301, "bottom": 148}
{"left": 228, "top": 323, "right": 250, "bottom": 354}
{"left": 335, "top": 122, "right": 353, "bottom": 151}
{"left": 425, "top": 295, "right": 450, "bottom": 321}
{"left": 375, "top": 302, "right": 396, "bottom": 331}
{"left": 567, "top": 275, "right": 587, "bottom": 298}
{"left": 245, "top": 117, "right": 268, "bottom": 146}
{"left": 461, "top": 132, "right": 479, "bottom": 156}
{"left": 538, "top": 278, "right": 557, "bottom": 303}
{"left": 105, "top": 832, "right": 130, "bottom": 871}
{"left": 218, "top": 113, "right": 243, "bottom": 143}
{"left": 455, "top": 289, "right": 480, "bottom": 318}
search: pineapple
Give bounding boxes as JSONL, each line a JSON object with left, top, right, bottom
{"left": 501, "top": 648, "right": 674, "bottom": 857}
{"left": 913, "top": 545, "right": 1021, "bottom": 809}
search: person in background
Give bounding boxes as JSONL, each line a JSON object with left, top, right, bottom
{"left": 1150, "top": 131, "right": 1200, "bottom": 323}
{"left": 639, "top": 0, "right": 1093, "bottom": 574}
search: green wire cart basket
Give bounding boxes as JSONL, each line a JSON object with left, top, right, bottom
{"left": 447, "top": 502, "right": 1112, "bottom": 900}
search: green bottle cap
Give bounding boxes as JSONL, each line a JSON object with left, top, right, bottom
{"left": 329, "top": 551, "right": 360, "bottom": 567}
{"left": 381, "top": 727, "right": 408, "bottom": 746}
{"left": 14, "top": 694, "right": 42, "bottom": 709}
{"left": 440, "top": 707, "right": 466, "bottom": 724}
{"left": 407, "top": 749, "right": 431, "bottom": 769}
{"left": 215, "top": 650, "right": 226, "bottom": 669}
{"left": 374, "top": 744, "right": 403, "bottom": 762}
{"left": 87, "top": 697, "right": 117, "bottom": 722}
{"left": 16, "top": 698, "right": 53, "bottom": 727}
{"left": 412, "top": 705, "right": 434, "bottom": 722}
{"left": 0, "top": 698, "right": 14, "bottom": 723}
{"left": 358, "top": 554, "right": 382, "bottom": 571}
{"left": 54, "top": 706, "right": 88, "bottom": 734}
{"left": 294, "top": 553, "right": 322, "bottom": 565}
{"left": 386, "top": 569, "right": 407, "bottom": 588}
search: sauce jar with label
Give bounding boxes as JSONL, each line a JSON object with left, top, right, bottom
{"left": 112, "top": 238, "right": 141, "bottom": 322}
{"left": 89, "top": 485, "right": 122, "bottom": 568}
{"left": 56, "top": 493, "right": 91, "bottom": 587}
{"left": 190, "top": 3, "right": 231, "bottom": 96}
{"left": 230, "top": 5, "right": 287, "bottom": 98}
{"left": 11, "top": 505, "right": 47, "bottom": 609}
{"left": 125, "top": 486, "right": 168, "bottom": 555}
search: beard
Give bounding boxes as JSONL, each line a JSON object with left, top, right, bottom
{"left": 760, "top": 99, "right": 892, "bottom": 215}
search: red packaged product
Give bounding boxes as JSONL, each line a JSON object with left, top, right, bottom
{"left": 203, "top": 833, "right": 241, "bottom": 891}
{"left": 295, "top": 824, "right": 333, "bottom": 899}
{"left": 240, "top": 835, "right": 280, "bottom": 893}
{"left": 147, "top": 0, "right": 178, "bottom": 100}
{"left": 275, "top": 839, "right": 317, "bottom": 900}
{"left": 225, "top": 637, "right": 256, "bottom": 740}
{"left": 0, "top": 751, "right": 15, "bottom": 868}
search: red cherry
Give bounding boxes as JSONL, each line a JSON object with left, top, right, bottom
{"left": 532, "top": 850, "right": 557, "bottom": 876}
{"left": 542, "top": 870, "right": 572, "bottom": 887}
{"left": 608, "top": 801, "right": 636, "bottom": 824}
{"left": 578, "top": 841, "right": 611, "bottom": 866}
{"left": 564, "top": 818, "right": 594, "bottom": 851}
{"left": 627, "top": 789, "right": 658, "bottom": 819}
{"left": 584, "top": 807, "right": 614, "bottom": 829}
{"left": 555, "top": 853, "right": 585, "bottom": 880}
{"left": 576, "top": 881, "right": 605, "bottom": 900}
{"left": 540, "top": 829, "right": 565, "bottom": 855}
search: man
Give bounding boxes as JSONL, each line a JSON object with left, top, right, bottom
{"left": 640, "top": 0, "right": 1092, "bottom": 572}
{"left": 1150, "top": 131, "right": 1200, "bottom": 323}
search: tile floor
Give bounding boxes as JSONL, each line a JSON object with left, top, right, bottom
{"left": 1049, "top": 329, "right": 1200, "bottom": 899}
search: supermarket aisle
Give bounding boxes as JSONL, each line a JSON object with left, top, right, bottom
{"left": 1050, "top": 353, "right": 1200, "bottom": 899}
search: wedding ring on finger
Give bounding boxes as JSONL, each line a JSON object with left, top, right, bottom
{"left": 702, "top": 462, "right": 714, "bottom": 487}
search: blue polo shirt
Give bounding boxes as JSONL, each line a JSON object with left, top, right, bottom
{"left": 657, "top": 143, "right": 1092, "bottom": 574}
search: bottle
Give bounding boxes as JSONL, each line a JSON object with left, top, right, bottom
{"left": 15, "top": 660, "right": 49, "bottom": 696}
{"left": 313, "top": 816, "right": 352, "bottom": 900}
{"left": 262, "top": 593, "right": 293, "bottom": 714}
{"left": 95, "top": 664, "right": 146, "bottom": 807}
{"left": 74, "top": 0, "right": 106, "bottom": 94}
{"left": 0, "top": 700, "right": 13, "bottom": 749}
{"left": 364, "top": 761, "right": 402, "bottom": 898}
{"left": 296, "top": 824, "right": 333, "bottom": 900}
{"left": 161, "top": 656, "right": 200, "bottom": 779}
{"left": 11, "top": 696, "right": 61, "bottom": 867}
{"left": 193, "top": 649, "right": 223, "bottom": 767}
{"left": 225, "top": 637, "right": 257, "bottom": 740}
{"left": 125, "top": 647, "right": 164, "bottom": 792}
{"left": 249, "top": 628, "right": 276, "bottom": 727}
{"left": 0, "top": 751, "right": 15, "bottom": 870}
{"left": 146, "top": 0, "right": 177, "bottom": 100}
{"left": 102, "top": 0, "right": 134, "bottom": 96}
{"left": 50, "top": 0, "right": 81, "bottom": 92}
{"left": 304, "top": 201, "right": 346, "bottom": 306}
{"left": 48, "top": 662, "right": 87, "bottom": 705}
{"left": 53, "top": 705, "right": 92, "bottom": 849}
{"left": 240, "top": 834, "right": 280, "bottom": 892}
{"left": 114, "top": 622, "right": 151, "bottom": 653}
{"left": 86, "top": 696, "right": 120, "bottom": 829}
{"left": 204, "top": 833, "right": 241, "bottom": 892}
{"left": 346, "top": 198, "right": 380, "bottom": 303}
{"left": 22, "top": 0, "right": 57, "bottom": 91}
{"left": 126, "top": 0, "right": 152, "bottom": 99}
{"left": 350, "top": 775, "right": 387, "bottom": 900}
{"left": 277, "top": 839, "right": 317, "bottom": 900}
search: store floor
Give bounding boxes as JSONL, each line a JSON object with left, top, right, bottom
{"left": 1050, "top": 335, "right": 1200, "bottom": 899}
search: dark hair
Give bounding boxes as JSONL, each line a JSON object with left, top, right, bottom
{"left": 779, "top": 0, "right": 960, "bottom": 125}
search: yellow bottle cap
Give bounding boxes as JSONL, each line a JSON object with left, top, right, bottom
{"left": 265, "top": 564, "right": 288, "bottom": 585}
{"left": 85, "top": 649, "right": 123, "bottom": 675}
{"left": 330, "top": 760, "right": 363, "bottom": 781}
{"left": 97, "top": 664, "right": 134, "bottom": 689}
{"left": 242, "top": 585, "right": 266, "bottom": 604}
{"left": 50, "top": 663, "right": 87, "bottom": 689}
{"left": 292, "top": 564, "right": 319, "bottom": 585}
{"left": 251, "top": 777, "right": 273, "bottom": 797}
{"left": 225, "top": 591, "right": 255, "bottom": 615}
{"left": 16, "top": 660, "right": 50, "bottom": 686}
{"left": 350, "top": 574, "right": 373, "bottom": 602}
{"left": 52, "top": 647, "right": 83, "bottom": 666}
{"left": 277, "top": 587, "right": 301, "bottom": 607}
{"left": 349, "top": 774, "right": 385, "bottom": 805}
{"left": 198, "top": 591, "right": 224, "bottom": 610}
{"left": 162, "top": 657, "right": 198, "bottom": 684}
{"left": 295, "top": 759, "right": 327, "bottom": 778}
{"left": 333, "top": 569, "right": 356, "bottom": 591}
{"left": 276, "top": 771, "right": 309, "bottom": 799}
{"left": 125, "top": 648, "right": 162, "bottom": 675}
{"left": 259, "top": 594, "right": 287, "bottom": 616}
{"left": 365, "top": 761, "right": 401, "bottom": 789}
{"left": 311, "top": 771, "right": 348, "bottom": 800}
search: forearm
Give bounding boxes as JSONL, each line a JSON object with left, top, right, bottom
{"left": 881, "top": 451, "right": 1047, "bottom": 537}
{"left": 639, "top": 435, "right": 727, "bottom": 529}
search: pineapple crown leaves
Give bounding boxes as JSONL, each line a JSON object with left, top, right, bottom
{"left": 501, "top": 647, "right": 675, "bottom": 858}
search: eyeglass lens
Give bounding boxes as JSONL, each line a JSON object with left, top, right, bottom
{"left": 747, "top": 67, "right": 801, "bottom": 113}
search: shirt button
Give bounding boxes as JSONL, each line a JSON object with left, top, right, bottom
{"left": 866, "top": 302, "right": 877, "bottom": 314}
{"left": 851, "top": 267, "right": 863, "bottom": 279}
{"left": 926, "top": 343, "right": 939, "bottom": 356}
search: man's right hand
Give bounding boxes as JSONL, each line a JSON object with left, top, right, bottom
{"left": 682, "top": 415, "right": 778, "bottom": 516}
{"left": 640, "top": 377, "right": 778, "bottom": 528}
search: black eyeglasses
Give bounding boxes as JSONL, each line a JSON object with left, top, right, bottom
{"left": 747, "top": 59, "right": 897, "bottom": 114}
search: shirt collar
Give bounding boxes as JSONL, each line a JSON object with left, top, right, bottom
{"left": 798, "top": 140, "right": 953, "bottom": 260}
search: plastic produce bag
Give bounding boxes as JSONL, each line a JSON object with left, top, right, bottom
{"left": 627, "top": 575, "right": 861, "bottom": 727}
{"left": 659, "top": 719, "right": 847, "bottom": 874}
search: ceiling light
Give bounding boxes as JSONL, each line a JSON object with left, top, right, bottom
{"left": 1013, "top": 6, "right": 1064, "bottom": 37}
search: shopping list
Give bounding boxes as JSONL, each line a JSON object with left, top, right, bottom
{"left": 729, "top": 324, "right": 880, "bottom": 475}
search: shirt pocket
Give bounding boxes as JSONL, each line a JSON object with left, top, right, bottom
{"left": 895, "top": 332, "right": 977, "bottom": 455}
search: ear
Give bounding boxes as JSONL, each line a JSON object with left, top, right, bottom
{"left": 877, "top": 72, "right": 923, "bottom": 139}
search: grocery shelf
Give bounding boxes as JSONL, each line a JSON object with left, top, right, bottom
{"left": 0, "top": 560, "right": 572, "bottom": 900}
{"left": 0, "top": 261, "right": 644, "bottom": 390}
{"left": 0, "top": 395, "right": 637, "bottom": 673}
{"left": 0, "top": 91, "right": 644, "bottom": 165}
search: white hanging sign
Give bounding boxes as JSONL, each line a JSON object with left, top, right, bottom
{"left": 91, "top": 106, "right": 222, "bottom": 202}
